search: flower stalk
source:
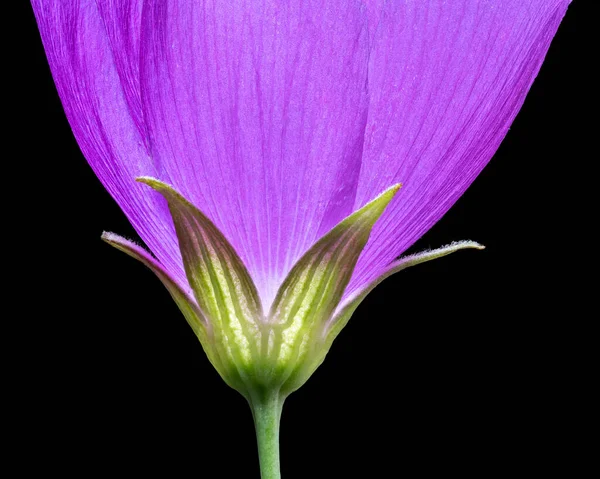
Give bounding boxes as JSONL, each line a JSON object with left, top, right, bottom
{"left": 250, "top": 390, "right": 284, "bottom": 479}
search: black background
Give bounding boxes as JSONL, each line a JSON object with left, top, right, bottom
{"left": 14, "top": 3, "right": 587, "bottom": 477}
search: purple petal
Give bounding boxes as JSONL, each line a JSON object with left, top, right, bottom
{"left": 139, "top": 0, "right": 370, "bottom": 306}
{"left": 95, "top": 0, "right": 145, "bottom": 142}
{"left": 31, "top": 0, "right": 186, "bottom": 289}
{"left": 362, "top": 0, "right": 385, "bottom": 45}
{"left": 346, "top": 0, "right": 570, "bottom": 298}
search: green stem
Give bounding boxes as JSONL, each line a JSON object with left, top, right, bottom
{"left": 250, "top": 390, "right": 284, "bottom": 479}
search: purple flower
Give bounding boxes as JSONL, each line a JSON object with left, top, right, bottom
{"left": 31, "top": 1, "right": 570, "bottom": 477}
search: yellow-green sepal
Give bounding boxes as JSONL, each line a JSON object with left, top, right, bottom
{"left": 137, "top": 177, "right": 266, "bottom": 396}
{"left": 267, "top": 185, "right": 401, "bottom": 395}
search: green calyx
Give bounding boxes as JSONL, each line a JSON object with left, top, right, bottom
{"left": 105, "top": 178, "right": 398, "bottom": 399}
{"left": 103, "top": 179, "right": 483, "bottom": 402}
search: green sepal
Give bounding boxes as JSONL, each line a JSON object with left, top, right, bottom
{"left": 268, "top": 184, "right": 401, "bottom": 394}
{"left": 137, "top": 177, "right": 265, "bottom": 395}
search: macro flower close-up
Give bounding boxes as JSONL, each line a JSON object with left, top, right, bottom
{"left": 29, "top": 0, "right": 573, "bottom": 477}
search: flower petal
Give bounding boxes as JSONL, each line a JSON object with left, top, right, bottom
{"left": 95, "top": 0, "right": 145, "bottom": 142}
{"left": 139, "top": 0, "right": 370, "bottom": 307}
{"left": 363, "top": 0, "right": 385, "bottom": 45}
{"left": 347, "top": 0, "right": 570, "bottom": 298}
{"left": 31, "top": 0, "right": 186, "bottom": 289}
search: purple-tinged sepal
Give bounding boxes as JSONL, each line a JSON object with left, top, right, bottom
{"left": 100, "top": 232, "right": 226, "bottom": 388}
{"left": 324, "top": 241, "right": 486, "bottom": 355}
